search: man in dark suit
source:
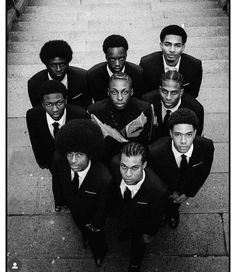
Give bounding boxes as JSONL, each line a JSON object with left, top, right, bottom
{"left": 88, "top": 34, "right": 145, "bottom": 101}
{"left": 142, "top": 70, "right": 204, "bottom": 141}
{"left": 139, "top": 25, "right": 203, "bottom": 97}
{"left": 111, "top": 142, "right": 167, "bottom": 272}
{"left": 149, "top": 108, "right": 214, "bottom": 229}
{"left": 28, "top": 40, "right": 91, "bottom": 108}
{"left": 53, "top": 119, "right": 112, "bottom": 267}
{"left": 88, "top": 72, "right": 152, "bottom": 161}
{"left": 26, "top": 80, "right": 89, "bottom": 211}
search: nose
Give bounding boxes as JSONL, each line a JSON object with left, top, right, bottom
{"left": 180, "top": 135, "right": 187, "bottom": 144}
{"left": 117, "top": 92, "right": 123, "bottom": 101}
{"left": 170, "top": 44, "right": 175, "bottom": 52}
{"left": 166, "top": 92, "right": 171, "bottom": 100}
{"left": 52, "top": 104, "right": 58, "bottom": 112}
{"left": 125, "top": 168, "right": 132, "bottom": 177}
{"left": 115, "top": 59, "right": 120, "bottom": 67}
{"left": 71, "top": 154, "right": 77, "bottom": 163}
{"left": 56, "top": 64, "right": 62, "bottom": 72}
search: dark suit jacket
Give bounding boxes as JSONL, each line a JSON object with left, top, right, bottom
{"left": 53, "top": 153, "right": 112, "bottom": 229}
{"left": 28, "top": 66, "right": 92, "bottom": 109}
{"left": 139, "top": 52, "right": 203, "bottom": 98}
{"left": 112, "top": 167, "right": 167, "bottom": 236}
{"left": 26, "top": 104, "right": 89, "bottom": 169}
{"left": 87, "top": 61, "right": 145, "bottom": 101}
{"left": 149, "top": 136, "right": 214, "bottom": 197}
{"left": 142, "top": 92, "right": 204, "bottom": 140}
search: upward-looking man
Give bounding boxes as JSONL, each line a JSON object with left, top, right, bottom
{"left": 88, "top": 72, "right": 152, "bottom": 161}
{"left": 28, "top": 40, "right": 92, "bottom": 109}
{"left": 26, "top": 80, "right": 90, "bottom": 211}
{"left": 139, "top": 25, "right": 203, "bottom": 98}
{"left": 88, "top": 34, "right": 145, "bottom": 102}
{"left": 142, "top": 70, "right": 204, "bottom": 141}
{"left": 149, "top": 108, "right": 214, "bottom": 229}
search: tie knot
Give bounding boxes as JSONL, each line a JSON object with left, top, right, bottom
{"left": 52, "top": 122, "right": 59, "bottom": 129}
{"left": 167, "top": 66, "right": 177, "bottom": 72}
{"left": 166, "top": 110, "right": 171, "bottom": 116}
{"left": 181, "top": 154, "right": 186, "bottom": 159}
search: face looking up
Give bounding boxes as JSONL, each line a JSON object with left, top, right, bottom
{"left": 66, "top": 152, "right": 90, "bottom": 172}
{"left": 106, "top": 47, "right": 127, "bottom": 73}
{"left": 47, "top": 57, "right": 69, "bottom": 81}
{"left": 42, "top": 92, "right": 67, "bottom": 121}
{"left": 108, "top": 78, "right": 133, "bottom": 110}
{"left": 170, "top": 124, "right": 196, "bottom": 154}
{"left": 160, "top": 34, "right": 185, "bottom": 66}
{"left": 159, "top": 79, "right": 183, "bottom": 109}
{"left": 120, "top": 154, "right": 147, "bottom": 186}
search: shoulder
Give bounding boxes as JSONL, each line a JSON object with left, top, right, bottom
{"left": 131, "top": 97, "right": 151, "bottom": 111}
{"left": 142, "top": 90, "right": 158, "bottom": 102}
{"left": 88, "top": 62, "right": 107, "bottom": 74}
{"left": 26, "top": 106, "right": 44, "bottom": 119}
{"left": 140, "top": 51, "right": 162, "bottom": 63}
{"left": 181, "top": 53, "right": 202, "bottom": 66}
{"left": 67, "top": 66, "right": 87, "bottom": 76}
{"left": 181, "top": 93, "right": 203, "bottom": 111}
{"left": 145, "top": 168, "right": 167, "bottom": 194}
{"left": 90, "top": 161, "right": 112, "bottom": 183}
{"left": 125, "top": 61, "right": 143, "bottom": 73}
{"left": 194, "top": 136, "right": 214, "bottom": 151}
{"left": 149, "top": 137, "right": 171, "bottom": 154}
{"left": 28, "top": 69, "right": 47, "bottom": 83}
{"left": 66, "top": 104, "right": 89, "bottom": 118}
{"left": 88, "top": 98, "right": 109, "bottom": 113}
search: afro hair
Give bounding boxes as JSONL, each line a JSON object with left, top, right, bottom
{"left": 102, "top": 34, "right": 129, "bottom": 54}
{"left": 39, "top": 40, "right": 73, "bottom": 65}
{"left": 39, "top": 80, "right": 68, "bottom": 102}
{"left": 168, "top": 108, "right": 199, "bottom": 130}
{"left": 160, "top": 25, "right": 187, "bottom": 44}
{"left": 55, "top": 119, "right": 105, "bottom": 160}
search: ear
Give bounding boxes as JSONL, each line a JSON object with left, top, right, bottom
{"left": 193, "top": 129, "right": 197, "bottom": 138}
{"left": 180, "top": 88, "right": 184, "bottom": 96}
{"left": 182, "top": 44, "right": 185, "bottom": 52}
{"left": 160, "top": 42, "right": 163, "bottom": 50}
{"left": 143, "top": 161, "right": 147, "bottom": 169}
{"left": 130, "top": 88, "right": 134, "bottom": 96}
{"left": 107, "top": 89, "right": 110, "bottom": 97}
{"left": 169, "top": 129, "right": 173, "bottom": 138}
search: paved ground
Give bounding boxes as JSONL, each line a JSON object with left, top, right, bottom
{"left": 7, "top": 0, "right": 229, "bottom": 271}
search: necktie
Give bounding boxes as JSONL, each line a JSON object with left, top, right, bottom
{"left": 124, "top": 187, "right": 132, "bottom": 201}
{"left": 52, "top": 122, "right": 59, "bottom": 138}
{"left": 72, "top": 172, "right": 80, "bottom": 193}
{"left": 163, "top": 110, "right": 171, "bottom": 128}
{"left": 180, "top": 154, "right": 188, "bottom": 172}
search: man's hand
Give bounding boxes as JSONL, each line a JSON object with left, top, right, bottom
{"left": 39, "top": 164, "right": 48, "bottom": 169}
{"left": 142, "top": 234, "right": 154, "bottom": 244}
{"left": 175, "top": 194, "right": 188, "bottom": 204}
{"left": 169, "top": 191, "right": 180, "bottom": 201}
{"left": 86, "top": 223, "right": 101, "bottom": 232}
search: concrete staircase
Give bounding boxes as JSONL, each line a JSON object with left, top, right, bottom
{"left": 7, "top": 0, "right": 229, "bottom": 271}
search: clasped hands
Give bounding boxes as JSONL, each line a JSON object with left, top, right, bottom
{"left": 169, "top": 191, "right": 189, "bottom": 204}
{"left": 86, "top": 223, "right": 101, "bottom": 233}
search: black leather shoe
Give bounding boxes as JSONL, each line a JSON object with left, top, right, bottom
{"left": 128, "top": 264, "right": 140, "bottom": 272}
{"left": 118, "top": 228, "right": 132, "bottom": 241}
{"left": 55, "top": 205, "right": 62, "bottom": 212}
{"left": 168, "top": 211, "right": 179, "bottom": 229}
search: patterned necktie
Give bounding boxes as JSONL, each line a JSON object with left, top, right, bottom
{"left": 52, "top": 122, "right": 60, "bottom": 138}
{"left": 72, "top": 172, "right": 80, "bottom": 193}
{"left": 180, "top": 154, "right": 188, "bottom": 172}
{"left": 124, "top": 187, "right": 132, "bottom": 201}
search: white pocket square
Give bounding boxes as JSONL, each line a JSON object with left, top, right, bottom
{"left": 137, "top": 201, "right": 148, "bottom": 205}
{"left": 192, "top": 161, "right": 203, "bottom": 167}
{"left": 72, "top": 92, "right": 83, "bottom": 99}
{"left": 85, "top": 190, "right": 97, "bottom": 195}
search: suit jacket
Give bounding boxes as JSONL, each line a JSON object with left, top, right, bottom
{"left": 112, "top": 167, "right": 167, "bottom": 236}
{"left": 149, "top": 136, "right": 214, "bottom": 197}
{"left": 87, "top": 61, "right": 145, "bottom": 101}
{"left": 28, "top": 66, "right": 92, "bottom": 109}
{"left": 26, "top": 104, "right": 90, "bottom": 169}
{"left": 88, "top": 97, "right": 153, "bottom": 160}
{"left": 139, "top": 52, "right": 203, "bottom": 98}
{"left": 142, "top": 92, "right": 204, "bottom": 140}
{"left": 53, "top": 152, "right": 112, "bottom": 229}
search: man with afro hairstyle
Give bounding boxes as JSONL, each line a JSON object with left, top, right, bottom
{"left": 28, "top": 40, "right": 92, "bottom": 109}
{"left": 88, "top": 34, "right": 145, "bottom": 102}
{"left": 139, "top": 25, "right": 203, "bottom": 97}
{"left": 149, "top": 108, "right": 214, "bottom": 229}
{"left": 26, "top": 80, "right": 90, "bottom": 212}
{"left": 53, "top": 119, "right": 112, "bottom": 267}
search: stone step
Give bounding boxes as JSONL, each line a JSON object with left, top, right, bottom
{"left": 7, "top": 213, "right": 227, "bottom": 259}
{"left": 150, "top": 1, "right": 219, "bottom": 9}
{"left": 201, "top": 73, "right": 228, "bottom": 88}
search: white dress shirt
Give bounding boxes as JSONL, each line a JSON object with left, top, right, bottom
{"left": 171, "top": 141, "right": 194, "bottom": 168}
{"left": 70, "top": 160, "right": 91, "bottom": 189}
{"left": 162, "top": 55, "right": 181, "bottom": 72}
{"left": 48, "top": 73, "right": 68, "bottom": 89}
{"left": 46, "top": 108, "right": 67, "bottom": 138}
{"left": 107, "top": 65, "right": 125, "bottom": 77}
{"left": 120, "top": 170, "right": 146, "bottom": 199}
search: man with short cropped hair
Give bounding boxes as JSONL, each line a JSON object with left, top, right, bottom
{"left": 139, "top": 25, "right": 203, "bottom": 97}
{"left": 28, "top": 40, "right": 91, "bottom": 108}
{"left": 88, "top": 72, "right": 152, "bottom": 161}
{"left": 88, "top": 34, "right": 145, "bottom": 101}
{"left": 26, "top": 80, "right": 89, "bottom": 211}
{"left": 142, "top": 70, "right": 204, "bottom": 141}
{"left": 149, "top": 108, "right": 214, "bottom": 229}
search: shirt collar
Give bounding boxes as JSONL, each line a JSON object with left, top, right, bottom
{"left": 171, "top": 140, "right": 194, "bottom": 159}
{"left": 71, "top": 160, "right": 91, "bottom": 179}
{"left": 46, "top": 108, "right": 67, "bottom": 126}
{"left": 161, "top": 97, "right": 182, "bottom": 114}
{"left": 48, "top": 73, "right": 68, "bottom": 89}
{"left": 121, "top": 170, "right": 146, "bottom": 192}
{"left": 162, "top": 54, "right": 181, "bottom": 72}
{"left": 107, "top": 64, "right": 125, "bottom": 77}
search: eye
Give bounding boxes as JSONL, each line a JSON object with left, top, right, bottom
{"left": 187, "top": 133, "right": 193, "bottom": 137}
{"left": 56, "top": 101, "right": 64, "bottom": 106}
{"left": 171, "top": 91, "right": 179, "bottom": 95}
{"left": 174, "top": 133, "right": 181, "bottom": 137}
{"left": 120, "top": 164, "right": 127, "bottom": 169}
{"left": 131, "top": 166, "right": 139, "bottom": 171}
{"left": 110, "top": 90, "right": 117, "bottom": 95}
{"left": 122, "top": 90, "right": 129, "bottom": 95}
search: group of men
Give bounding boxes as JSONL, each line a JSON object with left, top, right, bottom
{"left": 26, "top": 25, "right": 214, "bottom": 272}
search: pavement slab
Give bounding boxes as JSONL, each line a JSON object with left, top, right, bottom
{"left": 211, "top": 143, "right": 229, "bottom": 173}
{"left": 222, "top": 213, "right": 229, "bottom": 254}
